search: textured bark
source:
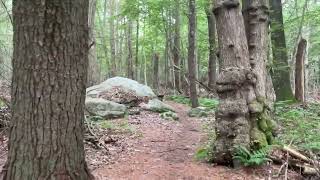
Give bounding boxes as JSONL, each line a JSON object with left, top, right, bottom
{"left": 206, "top": 5, "right": 217, "bottom": 90}
{"left": 173, "top": 0, "right": 181, "bottom": 92}
{"left": 153, "top": 53, "right": 159, "bottom": 92}
{"left": 295, "top": 39, "right": 307, "bottom": 103}
{"left": 87, "top": 0, "right": 100, "bottom": 87}
{"left": 3, "top": 0, "right": 92, "bottom": 179}
{"left": 242, "top": 0, "right": 276, "bottom": 150}
{"left": 213, "top": 0, "right": 257, "bottom": 165}
{"left": 127, "top": 20, "right": 134, "bottom": 79}
{"left": 243, "top": 0, "right": 275, "bottom": 103}
{"left": 270, "top": 0, "right": 294, "bottom": 101}
{"left": 188, "top": 0, "right": 199, "bottom": 108}
{"left": 110, "top": 0, "right": 117, "bottom": 77}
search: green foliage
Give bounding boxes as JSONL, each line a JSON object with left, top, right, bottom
{"left": 195, "top": 146, "right": 214, "bottom": 162}
{"left": 233, "top": 146, "right": 271, "bottom": 167}
{"left": 98, "top": 120, "right": 136, "bottom": 134}
{"left": 275, "top": 102, "right": 320, "bottom": 151}
{"left": 167, "top": 95, "right": 219, "bottom": 109}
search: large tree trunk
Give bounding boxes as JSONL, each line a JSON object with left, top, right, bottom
{"left": 213, "top": 0, "right": 275, "bottom": 166}
{"left": 295, "top": 38, "right": 307, "bottom": 103}
{"left": 206, "top": 4, "right": 217, "bottom": 90}
{"left": 87, "top": 0, "right": 100, "bottom": 87}
{"left": 188, "top": 0, "right": 199, "bottom": 108}
{"left": 3, "top": 0, "right": 93, "bottom": 179}
{"left": 243, "top": 0, "right": 276, "bottom": 146}
{"left": 109, "top": 0, "right": 117, "bottom": 77}
{"left": 127, "top": 20, "right": 134, "bottom": 79}
{"left": 173, "top": 0, "right": 181, "bottom": 92}
{"left": 270, "top": 0, "right": 294, "bottom": 101}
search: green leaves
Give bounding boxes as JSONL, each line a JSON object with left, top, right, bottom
{"left": 233, "top": 146, "right": 271, "bottom": 167}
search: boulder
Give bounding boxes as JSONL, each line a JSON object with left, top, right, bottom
{"left": 141, "top": 99, "right": 175, "bottom": 113}
{"left": 85, "top": 97, "right": 127, "bottom": 119}
{"left": 87, "top": 77, "right": 156, "bottom": 99}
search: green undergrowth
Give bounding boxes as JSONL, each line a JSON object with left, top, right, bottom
{"left": 194, "top": 118, "right": 216, "bottom": 162}
{"left": 167, "top": 95, "right": 219, "bottom": 109}
{"left": 233, "top": 146, "right": 272, "bottom": 167}
{"left": 275, "top": 101, "right": 320, "bottom": 152}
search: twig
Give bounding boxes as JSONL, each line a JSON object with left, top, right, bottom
{"left": 0, "top": 0, "right": 12, "bottom": 25}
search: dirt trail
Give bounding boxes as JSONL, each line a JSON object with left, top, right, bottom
{"left": 93, "top": 102, "right": 260, "bottom": 180}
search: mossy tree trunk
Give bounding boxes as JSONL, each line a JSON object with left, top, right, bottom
{"left": 270, "top": 0, "right": 294, "bottom": 101}
{"left": 213, "top": 0, "right": 276, "bottom": 166}
{"left": 2, "top": 0, "right": 93, "bottom": 179}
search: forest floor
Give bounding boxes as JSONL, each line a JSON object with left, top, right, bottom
{"left": 0, "top": 101, "right": 304, "bottom": 180}
{"left": 91, "top": 101, "right": 302, "bottom": 180}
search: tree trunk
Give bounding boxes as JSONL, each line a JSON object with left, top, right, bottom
{"left": 188, "top": 0, "right": 199, "bottom": 108}
{"left": 213, "top": 0, "right": 275, "bottom": 166}
{"left": 206, "top": 4, "right": 217, "bottom": 90}
{"left": 3, "top": 0, "right": 93, "bottom": 179}
{"left": 153, "top": 53, "right": 159, "bottom": 92}
{"left": 110, "top": 0, "right": 117, "bottom": 77}
{"left": 135, "top": 19, "right": 140, "bottom": 81}
{"left": 295, "top": 38, "right": 307, "bottom": 103}
{"left": 270, "top": 0, "right": 294, "bottom": 101}
{"left": 127, "top": 20, "right": 134, "bottom": 79}
{"left": 243, "top": 0, "right": 276, "bottom": 147}
{"left": 173, "top": 0, "right": 181, "bottom": 92}
{"left": 87, "top": 0, "right": 100, "bottom": 87}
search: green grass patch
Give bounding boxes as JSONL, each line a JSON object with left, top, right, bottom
{"left": 98, "top": 119, "right": 136, "bottom": 134}
{"left": 167, "top": 95, "right": 219, "bottom": 109}
{"left": 275, "top": 101, "right": 320, "bottom": 151}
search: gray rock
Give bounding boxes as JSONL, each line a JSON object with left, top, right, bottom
{"left": 141, "top": 99, "right": 175, "bottom": 113}
{"left": 86, "top": 77, "right": 156, "bottom": 98}
{"left": 85, "top": 97, "right": 127, "bottom": 119}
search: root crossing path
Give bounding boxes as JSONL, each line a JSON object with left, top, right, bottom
{"left": 93, "top": 102, "right": 258, "bottom": 180}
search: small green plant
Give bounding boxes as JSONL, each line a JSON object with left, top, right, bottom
{"left": 233, "top": 146, "right": 271, "bottom": 167}
{"left": 195, "top": 147, "right": 214, "bottom": 162}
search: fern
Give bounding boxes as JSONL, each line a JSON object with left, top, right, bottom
{"left": 233, "top": 146, "right": 271, "bottom": 167}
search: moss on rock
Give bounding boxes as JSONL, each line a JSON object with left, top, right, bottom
{"left": 250, "top": 127, "right": 268, "bottom": 148}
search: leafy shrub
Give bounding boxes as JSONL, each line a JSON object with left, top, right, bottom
{"left": 233, "top": 146, "right": 271, "bottom": 167}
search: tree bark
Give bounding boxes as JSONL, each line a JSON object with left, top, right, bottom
{"left": 153, "top": 53, "right": 159, "bottom": 92}
{"left": 270, "top": 0, "right": 294, "bottom": 101}
{"left": 188, "top": 0, "right": 199, "bottom": 108}
{"left": 242, "top": 0, "right": 276, "bottom": 148}
{"left": 3, "top": 0, "right": 93, "bottom": 179}
{"left": 173, "top": 0, "right": 181, "bottom": 92}
{"left": 206, "top": 4, "right": 217, "bottom": 90}
{"left": 109, "top": 0, "right": 117, "bottom": 77}
{"left": 127, "top": 20, "right": 134, "bottom": 79}
{"left": 295, "top": 38, "right": 307, "bottom": 103}
{"left": 213, "top": 0, "right": 276, "bottom": 165}
{"left": 135, "top": 19, "right": 140, "bottom": 81}
{"left": 87, "top": 0, "right": 100, "bottom": 87}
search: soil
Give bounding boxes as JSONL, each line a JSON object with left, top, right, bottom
{"left": 0, "top": 101, "right": 303, "bottom": 180}
{"left": 92, "top": 102, "right": 302, "bottom": 180}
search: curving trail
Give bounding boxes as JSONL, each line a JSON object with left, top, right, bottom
{"left": 92, "top": 102, "right": 263, "bottom": 180}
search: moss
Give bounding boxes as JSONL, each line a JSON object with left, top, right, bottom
{"left": 265, "top": 131, "right": 274, "bottom": 144}
{"left": 248, "top": 100, "right": 264, "bottom": 113}
{"left": 258, "top": 118, "right": 268, "bottom": 132}
{"left": 251, "top": 127, "right": 268, "bottom": 149}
